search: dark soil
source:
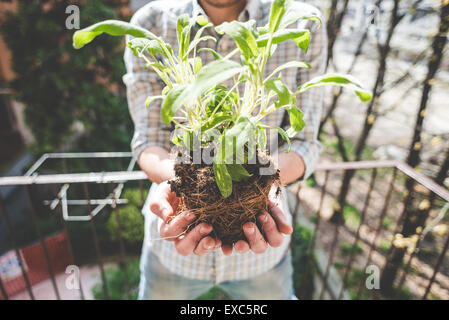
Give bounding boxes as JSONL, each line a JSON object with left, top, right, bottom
{"left": 168, "top": 149, "right": 280, "bottom": 245}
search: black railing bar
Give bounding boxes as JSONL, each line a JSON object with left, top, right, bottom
{"left": 0, "top": 267, "right": 8, "bottom": 300}
{"left": 338, "top": 169, "right": 378, "bottom": 300}
{"left": 397, "top": 200, "right": 449, "bottom": 294}
{"left": 422, "top": 230, "right": 449, "bottom": 299}
{"left": 109, "top": 183, "right": 131, "bottom": 299}
{"left": 51, "top": 184, "right": 86, "bottom": 300}
{"left": 304, "top": 171, "right": 329, "bottom": 298}
{"left": 83, "top": 183, "right": 109, "bottom": 299}
{"left": 0, "top": 194, "right": 35, "bottom": 299}
{"left": 355, "top": 167, "right": 398, "bottom": 299}
{"left": 319, "top": 214, "right": 343, "bottom": 300}
{"left": 23, "top": 185, "right": 60, "bottom": 299}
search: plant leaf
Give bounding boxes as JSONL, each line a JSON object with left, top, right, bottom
{"left": 226, "top": 164, "right": 252, "bottom": 182}
{"left": 286, "top": 105, "right": 305, "bottom": 132}
{"left": 264, "top": 78, "right": 292, "bottom": 108}
{"left": 280, "top": 11, "right": 322, "bottom": 29}
{"left": 166, "top": 59, "right": 244, "bottom": 123}
{"left": 257, "top": 126, "right": 268, "bottom": 151}
{"left": 161, "top": 84, "right": 189, "bottom": 123}
{"left": 267, "top": 126, "right": 291, "bottom": 153}
{"left": 127, "top": 38, "right": 172, "bottom": 58}
{"left": 183, "top": 36, "right": 216, "bottom": 60}
{"left": 269, "top": 0, "right": 293, "bottom": 33}
{"left": 266, "top": 61, "right": 311, "bottom": 80}
{"left": 213, "top": 162, "right": 233, "bottom": 198}
{"left": 296, "top": 73, "right": 373, "bottom": 102}
{"left": 257, "top": 29, "right": 310, "bottom": 53}
{"left": 73, "top": 20, "right": 158, "bottom": 49}
{"left": 145, "top": 95, "right": 164, "bottom": 108}
{"left": 215, "top": 21, "right": 259, "bottom": 59}
{"left": 198, "top": 48, "right": 223, "bottom": 60}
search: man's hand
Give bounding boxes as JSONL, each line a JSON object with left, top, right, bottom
{"left": 223, "top": 200, "right": 293, "bottom": 256}
{"left": 148, "top": 182, "right": 221, "bottom": 256}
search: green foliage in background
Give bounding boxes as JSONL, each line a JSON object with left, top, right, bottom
{"left": 0, "top": 0, "right": 132, "bottom": 153}
{"left": 92, "top": 258, "right": 140, "bottom": 300}
{"left": 107, "top": 188, "right": 146, "bottom": 244}
{"left": 292, "top": 224, "right": 315, "bottom": 299}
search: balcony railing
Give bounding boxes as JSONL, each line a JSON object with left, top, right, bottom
{"left": 0, "top": 153, "right": 448, "bottom": 300}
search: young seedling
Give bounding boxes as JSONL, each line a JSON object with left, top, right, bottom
{"left": 73, "top": 0, "right": 372, "bottom": 244}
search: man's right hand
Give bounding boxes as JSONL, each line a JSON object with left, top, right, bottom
{"left": 148, "top": 181, "right": 221, "bottom": 256}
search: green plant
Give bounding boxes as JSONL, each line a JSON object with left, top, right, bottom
{"left": 107, "top": 189, "right": 146, "bottom": 244}
{"left": 340, "top": 241, "right": 363, "bottom": 256}
{"left": 292, "top": 224, "right": 315, "bottom": 299}
{"left": 343, "top": 204, "right": 361, "bottom": 228}
{"left": 73, "top": 0, "right": 372, "bottom": 198}
{"left": 1, "top": 0, "right": 133, "bottom": 153}
{"left": 92, "top": 258, "right": 140, "bottom": 300}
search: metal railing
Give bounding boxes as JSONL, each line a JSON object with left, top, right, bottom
{"left": 289, "top": 160, "right": 449, "bottom": 300}
{"left": 0, "top": 154, "right": 448, "bottom": 300}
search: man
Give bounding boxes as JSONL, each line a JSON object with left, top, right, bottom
{"left": 123, "top": 0, "right": 326, "bottom": 299}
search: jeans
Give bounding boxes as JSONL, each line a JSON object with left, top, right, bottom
{"left": 138, "top": 247, "right": 297, "bottom": 300}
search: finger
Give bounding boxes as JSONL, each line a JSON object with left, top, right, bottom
{"left": 159, "top": 210, "right": 197, "bottom": 240}
{"left": 258, "top": 211, "right": 283, "bottom": 248}
{"left": 193, "top": 236, "right": 221, "bottom": 256}
{"left": 149, "top": 183, "right": 175, "bottom": 221}
{"left": 174, "top": 223, "right": 213, "bottom": 256}
{"left": 269, "top": 203, "right": 293, "bottom": 235}
{"left": 234, "top": 240, "right": 250, "bottom": 254}
{"left": 221, "top": 244, "right": 233, "bottom": 256}
{"left": 243, "top": 222, "right": 268, "bottom": 254}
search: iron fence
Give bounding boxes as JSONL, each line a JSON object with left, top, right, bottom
{"left": 0, "top": 153, "right": 448, "bottom": 300}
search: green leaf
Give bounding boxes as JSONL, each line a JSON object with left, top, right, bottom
{"left": 266, "top": 61, "right": 311, "bottom": 80}
{"left": 183, "top": 36, "right": 216, "bottom": 60}
{"left": 222, "top": 116, "right": 256, "bottom": 162}
{"left": 201, "top": 114, "right": 232, "bottom": 132}
{"left": 226, "top": 164, "right": 252, "bottom": 182}
{"left": 267, "top": 126, "right": 291, "bottom": 153}
{"left": 257, "top": 29, "right": 310, "bottom": 53}
{"left": 286, "top": 105, "right": 305, "bottom": 132}
{"left": 198, "top": 48, "right": 223, "bottom": 60}
{"left": 213, "top": 162, "right": 233, "bottom": 198}
{"left": 296, "top": 73, "right": 373, "bottom": 102}
{"left": 269, "top": 0, "right": 293, "bottom": 33}
{"left": 215, "top": 21, "right": 259, "bottom": 59}
{"left": 73, "top": 20, "right": 158, "bottom": 49}
{"left": 144, "top": 95, "right": 164, "bottom": 108}
{"left": 264, "top": 78, "right": 292, "bottom": 108}
{"left": 257, "top": 126, "right": 268, "bottom": 151}
{"left": 127, "top": 38, "right": 171, "bottom": 58}
{"left": 279, "top": 11, "right": 322, "bottom": 29}
{"left": 161, "top": 84, "right": 188, "bottom": 123}
{"left": 183, "top": 130, "right": 194, "bottom": 150}
{"left": 167, "top": 59, "right": 244, "bottom": 123}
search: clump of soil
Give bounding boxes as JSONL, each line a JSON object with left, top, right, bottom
{"left": 168, "top": 149, "right": 280, "bottom": 245}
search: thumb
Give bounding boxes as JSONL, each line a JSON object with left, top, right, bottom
{"left": 149, "top": 182, "right": 174, "bottom": 222}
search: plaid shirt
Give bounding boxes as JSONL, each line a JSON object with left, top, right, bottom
{"left": 124, "top": 0, "right": 327, "bottom": 283}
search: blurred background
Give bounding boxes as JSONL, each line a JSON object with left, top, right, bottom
{"left": 0, "top": 0, "right": 448, "bottom": 300}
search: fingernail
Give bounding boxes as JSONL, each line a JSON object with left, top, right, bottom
{"left": 247, "top": 226, "right": 255, "bottom": 235}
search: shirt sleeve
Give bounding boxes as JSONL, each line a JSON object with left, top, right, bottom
{"left": 279, "top": 16, "right": 328, "bottom": 181}
{"left": 123, "top": 8, "right": 172, "bottom": 160}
